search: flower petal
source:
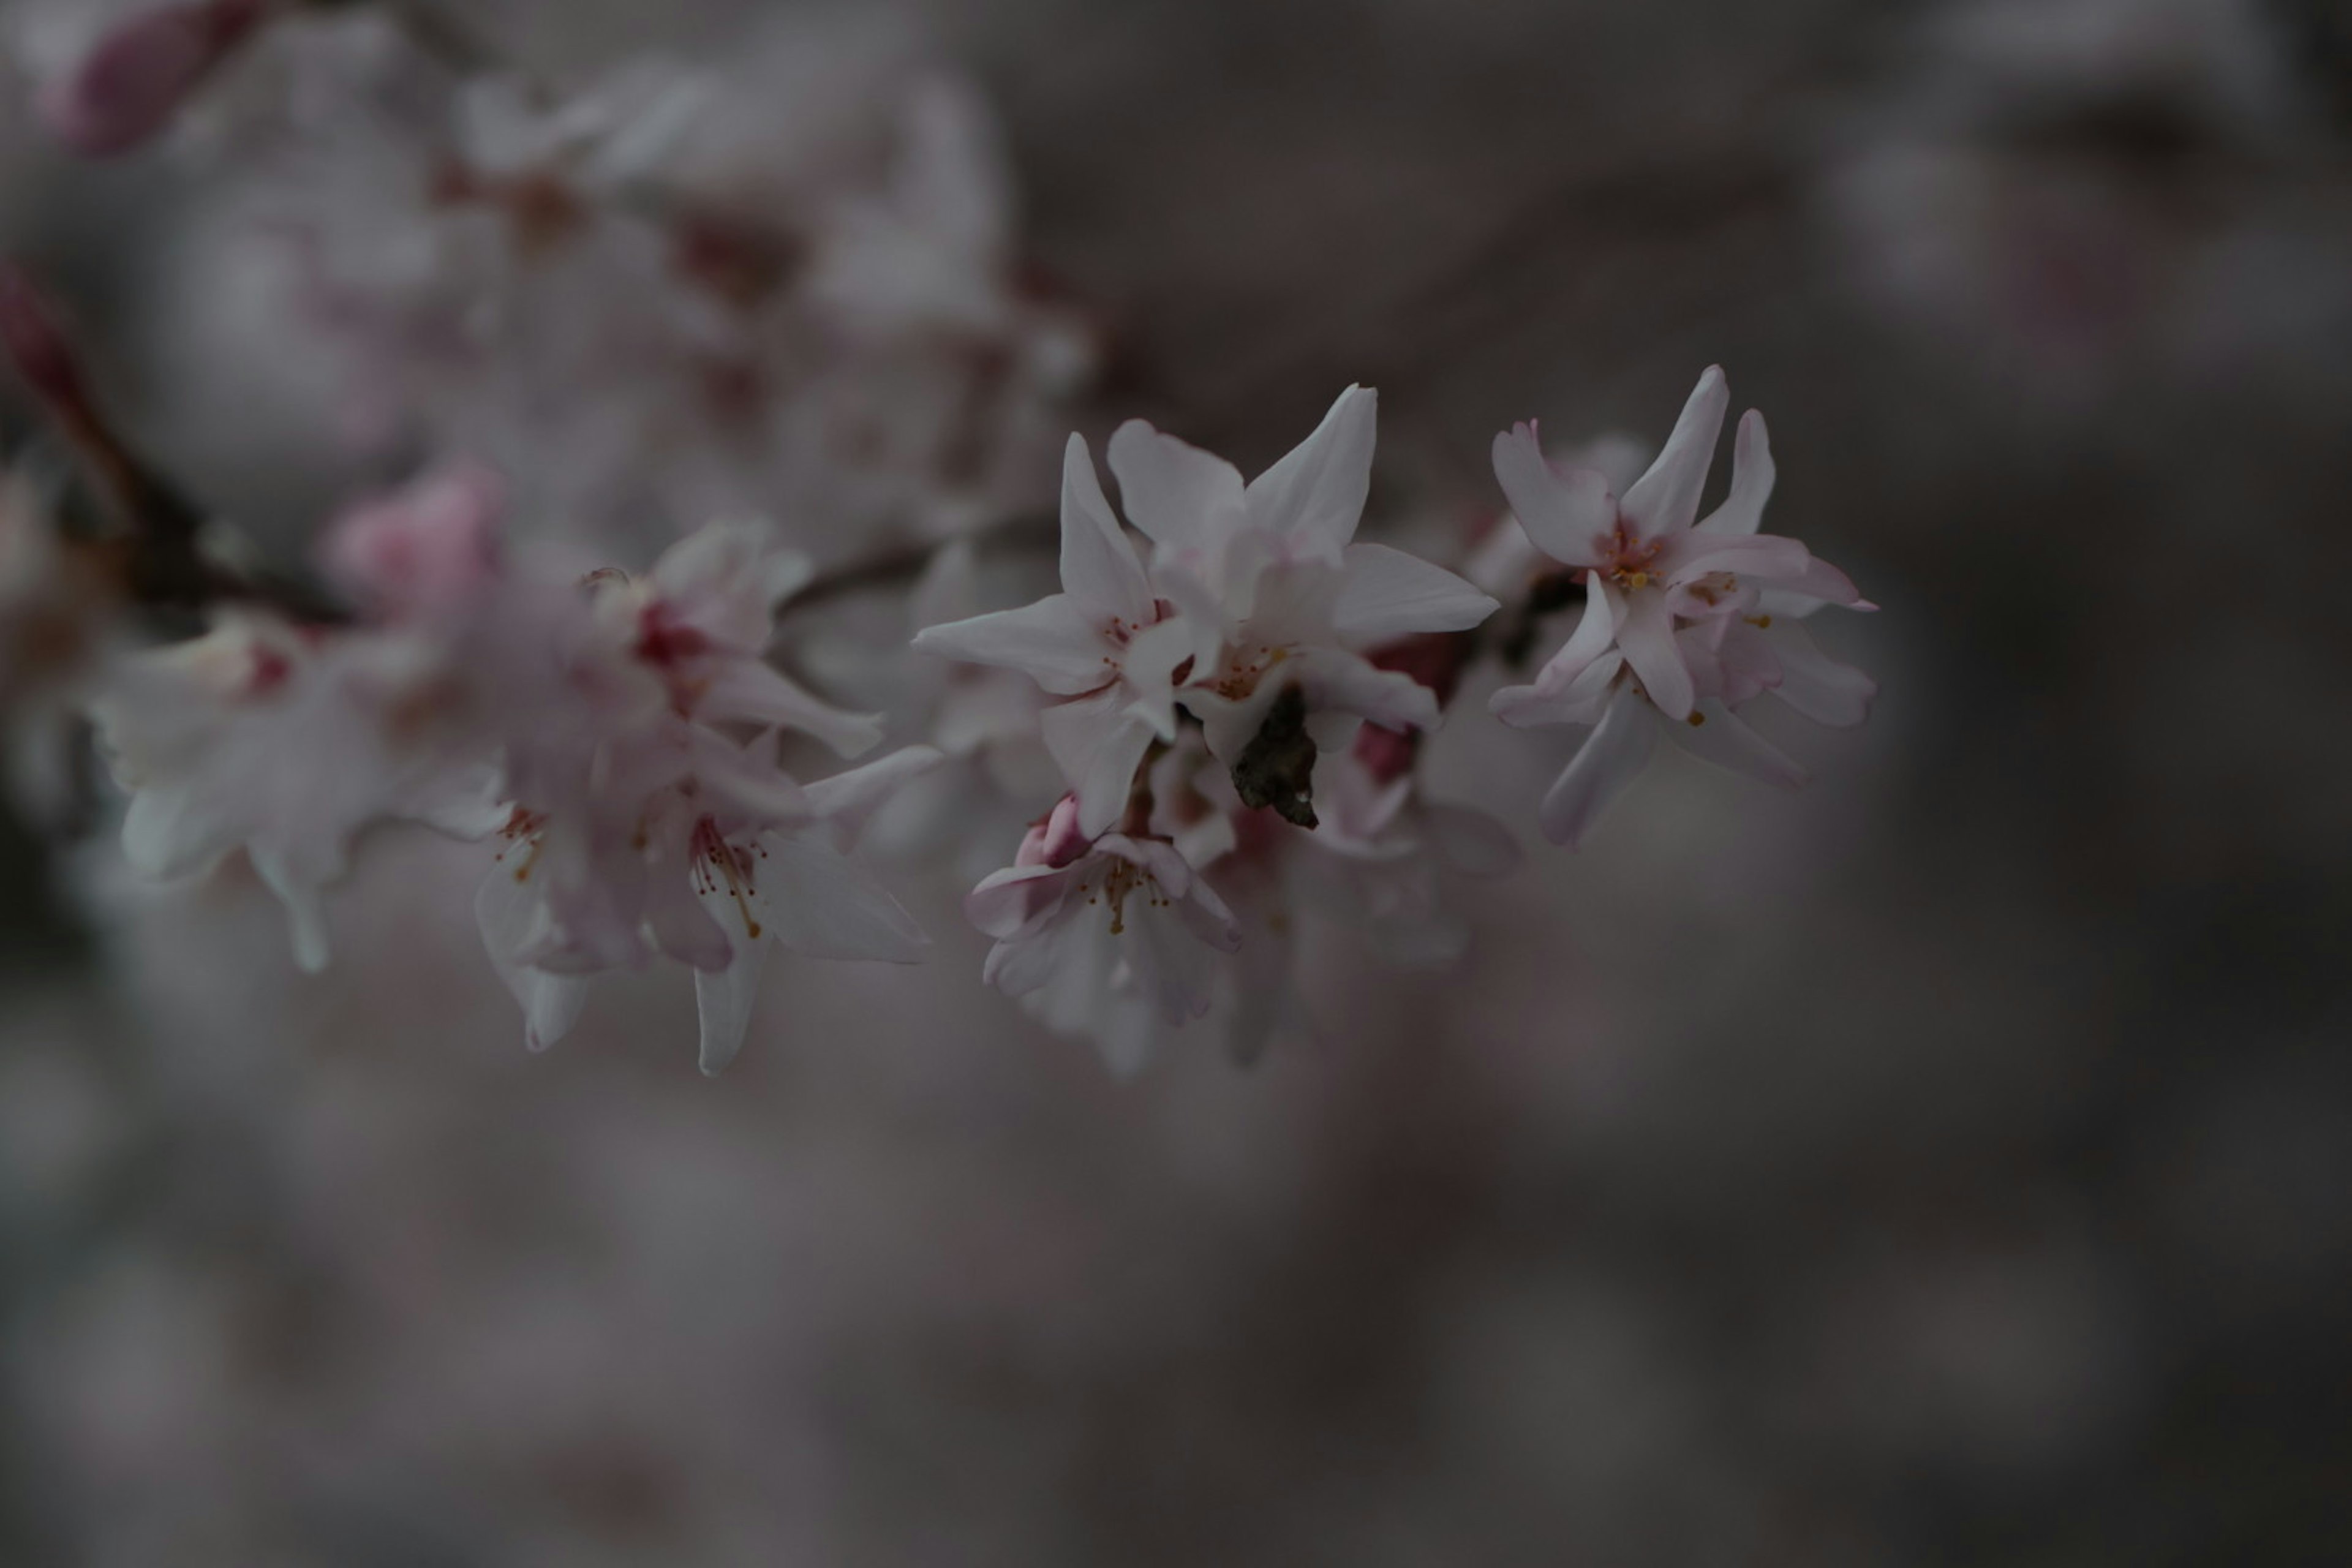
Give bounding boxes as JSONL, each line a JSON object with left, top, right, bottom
{"left": 1042, "top": 689, "right": 1157, "bottom": 837}
{"left": 1538, "top": 687, "right": 1658, "bottom": 848}
{"left": 1106, "top": 420, "right": 1245, "bottom": 554}
{"left": 474, "top": 865, "right": 590, "bottom": 1052}
{"left": 1620, "top": 366, "right": 1728, "bottom": 540}
{"left": 1244, "top": 384, "right": 1376, "bottom": 562}
{"left": 1664, "top": 700, "right": 1808, "bottom": 788}
{"left": 1490, "top": 422, "right": 1613, "bottom": 567}
{"left": 1695, "top": 409, "right": 1776, "bottom": 537}
{"left": 803, "top": 745, "right": 943, "bottom": 847}
{"left": 911, "top": 594, "right": 1113, "bottom": 696}
{"left": 1332, "top": 543, "right": 1499, "bottom": 644}
{"left": 1613, "top": 586, "right": 1695, "bottom": 720}
{"left": 700, "top": 662, "right": 883, "bottom": 757}
{"left": 755, "top": 832, "right": 930, "bottom": 962}
{"left": 693, "top": 937, "right": 769, "bottom": 1077}
{"left": 1058, "top": 433, "right": 1155, "bottom": 627}
{"left": 1766, "top": 622, "right": 1877, "bottom": 728}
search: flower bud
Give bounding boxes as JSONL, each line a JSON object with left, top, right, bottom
{"left": 321, "top": 464, "right": 506, "bottom": 621}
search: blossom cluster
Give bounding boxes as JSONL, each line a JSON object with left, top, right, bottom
{"left": 0, "top": 1, "right": 1879, "bottom": 1079}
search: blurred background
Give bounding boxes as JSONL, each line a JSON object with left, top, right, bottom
{"left": 4, "top": 0, "right": 2351, "bottom": 1562}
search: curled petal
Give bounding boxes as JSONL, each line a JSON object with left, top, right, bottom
{"left": 1106, "top": 421, "right": 1245, "bottom": 554}
{"left": 1490, "top": 423, "right": 1613, "bottom": 568}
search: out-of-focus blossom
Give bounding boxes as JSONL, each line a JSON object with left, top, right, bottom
{"left": 1488, "top": 369, "right": 1875, "bottom": 846}
{"left": 29, "top": 0, "right": 271, "bottom": 156}
{"left": 89, "top": 608, "right": 503, "bottom": 971}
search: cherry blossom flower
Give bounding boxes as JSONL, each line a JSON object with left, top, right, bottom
{"left": 480, "top": 736, "right": 938, "bottom": 1072}
{"left": 1109, "top": 386, "right": 1499, "bottom": 783}
{"left": 1488, "top": 370, "right": 1876, "bottom": 846}
{"left": 965, "top": 793, "right": 1242, "bottom": 1052}
{"left": 912, "top": 433, "right": 1196, "bottom": 835}
{"left": 91, "top": 610, "right": 503, "bottom": 972}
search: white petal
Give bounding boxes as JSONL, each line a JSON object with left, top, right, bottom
{"left": 693, "top": 939, "right": 769, "bottom": 1076}
{"left": 1106, "top": 421, "right": 1245, "bottom": 553}
{"left": 1115, "top": 616, "right": 1199, "bottom": 742}
{"left": 119, "top": 788, "right": 231, "bottom": 880}
{"left": 1695, "top": 409, "right": 1775, "bottom": 537}
{"left": 1297, "top": 649, "right": 1441, "bottom": 739}
{"left": 1766, "top": 622, "right": 1876, "bottom": 728}
{"left": 1490, "top": 650, "right": 1622, "bottom": 729}
{"left": 1490, "top": 423, "right": 1613, "bottom": 567}
{"left": 910, "top": 595, "right": 1114, "bottom": 696}
{"left": 700, "top": 662, "right": 884, "bottom": 757}
{"left": 474, "top": 866, "right": 590, "bottom": 1051}
{"left": 1332, "top": 543, "right": 1499, "bottom": 644}
{"left": 1620, "top": 366, "right": 1728, "bottom": 540}
{"left": 1613, "top": 587, "right": 1695, "bottom": 720}
{"left": 967, "top": 862, "right": 1071, "bottom": 940}
{"left": 1525, "top": 576, "right": 1618, "bottom": 697}
{"left": 1042, "top": 690, "right": 1156, "bottom": 837}
{"left": 802, "top": 745, "right": 942, "bottom": 847}
{"left": 1664, "top": 700, "right": 1808, "bottom": 788}
{"left": 1058, "top": 433, "right": 1156, "bottom": 627}
{"left": 1538, "top": 687, "right": 1658, "bottom": 849}
{"left": 1244, "top": 385, "right": 1376, "bottom": 562}
{"left": 251, "top": 848, "right": 333, "bottom": 974}
{"left": 754, "top": 833, "right": 930, "bottom": 963}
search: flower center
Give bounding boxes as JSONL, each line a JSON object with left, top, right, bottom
{"left": 1596, "top": 526, "right": 1664, "bottom": 592}
{"left": 689, "top": 815, "right": 764, "bottom": 938}
{"left": 1077, "top": 857, "right": 1172, "bottom": 936}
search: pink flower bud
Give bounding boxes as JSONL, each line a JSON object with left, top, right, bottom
{"left": 1015, "top": 793, "right": 1092, "bottom": 869}
{"left": 36, "top": 0, "right": 271, "bottom": 158}
{"left": 322, "top": 464, "right": 506, "bottom": 620}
